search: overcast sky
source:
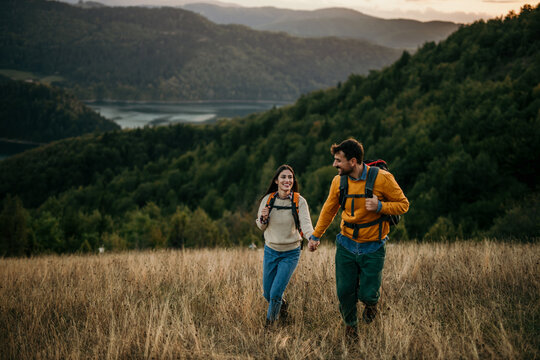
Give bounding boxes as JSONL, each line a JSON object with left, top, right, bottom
{"left": 66, "top": 0, "right": 535, "bottom": 23}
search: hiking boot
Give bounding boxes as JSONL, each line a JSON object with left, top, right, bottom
{"left": 265, "top": 319, "right": 276, "bottom": 329}
{"left": 279, "top": 299, "right": 289, "bottom": 322}
{"left": 362, "top": 304, "right": 378, "bottom": 324}
{"left": 345, "top": 325, "right": 358, "bottom": 342}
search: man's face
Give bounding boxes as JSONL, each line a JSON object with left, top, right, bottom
{"left": 333, "top": 151, "right": 354, "bottom": 176}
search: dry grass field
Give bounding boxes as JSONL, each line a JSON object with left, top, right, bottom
{"left": 0, "top": 241, "right": 538, "bottom": 359}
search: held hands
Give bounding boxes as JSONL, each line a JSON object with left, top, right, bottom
{"left": 308, "top": 236, "right": 320, "bottom": 252}
{"left": 365, "top": 194, "right": 379, "bottom": 212}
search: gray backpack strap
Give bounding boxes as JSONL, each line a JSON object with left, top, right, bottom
{"left": 365, "top": 166, "right": 383, "bottom": 239}
{"left": 365, "top": 166, "right": 379, "bottom": 198}
{"left": 339, "top": 175, "right": 348, "bottom": 209}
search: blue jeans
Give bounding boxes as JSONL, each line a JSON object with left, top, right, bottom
{"left": 263, "top": 245, "right": 301, "bottom": 321}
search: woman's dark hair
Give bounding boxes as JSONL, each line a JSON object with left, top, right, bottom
{"left": 331, "top": 138, "right": 364, "bottom": 163}
{"left": 262, "top": 164, "right": 299, "bottom": 198}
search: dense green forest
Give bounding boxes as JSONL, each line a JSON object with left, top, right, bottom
{"left": 1, "top": 5, "right": 539, "bottom": 256}
{"left": 0, "top": 0, "right": 400, "bottom": 101}
{"left": 0, "top": 77, "right": 119, "bottom": 142}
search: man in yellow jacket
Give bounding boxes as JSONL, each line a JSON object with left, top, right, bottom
{"left": 308, "top": 139, "right": 409, "bottom": 338}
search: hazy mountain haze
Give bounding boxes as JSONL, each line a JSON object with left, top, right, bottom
{"left": 183, "top": 4, "right": 460, "bottom": 50}
{"left": 55, "top": 0, "right": 535, "bottom": 22}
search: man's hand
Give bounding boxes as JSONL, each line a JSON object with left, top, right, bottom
{"left": 365, "top": 194, "right": 379, "bottom": 212}
{"left": 308, "top": 239, "right": 320, "bottom": 252}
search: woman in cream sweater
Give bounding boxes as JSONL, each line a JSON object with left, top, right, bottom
{"left": 256, "top": 164, "right": 314, "bottom": 326}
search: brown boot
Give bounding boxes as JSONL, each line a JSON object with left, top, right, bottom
{"left": 362, "top": 304, "right": 378, "bottom": 324}
{"left": 279, "top": 299, "right": 289, "bottom": 323}
{"left": 345, "top": 325, "right": 358, "bottom": 341}
{"left": 265, "top": 319, "right": 277, "bottom": 330}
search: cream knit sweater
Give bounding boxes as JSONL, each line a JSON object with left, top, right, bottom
{"left": 256, "top": 193, "right": 314, "bottom": 252}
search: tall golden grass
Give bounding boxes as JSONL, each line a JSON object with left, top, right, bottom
{"left": 0, "top": 241, "right": 538, "bottom": 359}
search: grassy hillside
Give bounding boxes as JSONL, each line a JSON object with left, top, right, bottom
{"left": 184, "top": 4, "right": 459, "bottom": 50}
{"left": 0, "top": 5, "right": 538, "bottom": 256}
{"left": 0, "top": 242, "right": 538, "bottom": 359}
{"left": 0, "top": 0, "right": 400, "bottom": 101}
{"left": 0, "top": 77, "right": 119, "bottom": 143}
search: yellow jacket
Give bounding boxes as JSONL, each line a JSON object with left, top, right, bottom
{"left": 313, "top": 165, "right": 409, "bottom": 243}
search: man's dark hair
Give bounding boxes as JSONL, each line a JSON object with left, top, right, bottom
{"left": 331, "top": 139, "right": 364, "bottom": 163}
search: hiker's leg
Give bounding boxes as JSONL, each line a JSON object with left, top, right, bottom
{"left": 335, "top": 242, "right": 360, "bottom": 327}
{"left": 358, "top": 243, "right": 386, "bottom": 306}
{"left": 267, "top": 246, "right": 301, "bottom": 321}
{"left": 263, "top": 245, "right": 280, "bottom": 303}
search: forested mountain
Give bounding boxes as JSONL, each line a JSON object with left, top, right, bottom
{"left": 0, "top": 0, "right": 400, "bottom": 101}
{"left": 1, "top": 5, "right": 538, "bottom": 256}
{"left": 0, "top": 77, "right": 119, "bottom": 143}
{"left": 183, "top": 4, "right": 459, "bottom": 50}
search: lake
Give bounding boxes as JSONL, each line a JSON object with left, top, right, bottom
{"left": 86, "top": 100, "right": 290, "bottom": 129}
{"left": 0, "top": 100, "right": 290, "bottom": 159}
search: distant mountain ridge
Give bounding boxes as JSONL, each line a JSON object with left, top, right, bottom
{"left": 0, "top": 0, "right": 401, "bottom": 101}
{"left": 73, "top": 1, "right": 107, "bottom": 8}
{"left": 183, "top": 3, "right": 460, "bottom": 50}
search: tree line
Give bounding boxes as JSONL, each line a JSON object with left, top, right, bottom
{"left": 0, "top": 76, "right": 119, "bottom": 142}
{"left": 0, "top": 4, "right": 538, "bottom": 256}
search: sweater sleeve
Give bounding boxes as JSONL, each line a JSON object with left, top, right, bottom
{"left": 377, "top": 172, "right": 409, "bottom": 215}
{"left": 312, "top": 176, "right": 341, "bottom": 238}
{"left": 255, "top": 194, "right": 270, "bottom": 231}
{"left": 298, "top": 196, "right": 314, "bottom": 240}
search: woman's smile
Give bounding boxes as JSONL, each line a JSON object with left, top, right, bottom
{"left": 276, "top": 170, "right": 294, "bottom": 194}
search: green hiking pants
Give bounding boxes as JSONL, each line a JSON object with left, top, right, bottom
{"left": 335, "top": 241, "right": 386, "bottom": 327}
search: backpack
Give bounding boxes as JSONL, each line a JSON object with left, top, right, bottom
{"left": 265, "top": 191, "right": 305, "bottom": 248}
{"left": 338, "top": 159, "right": 401, "bottom": 240}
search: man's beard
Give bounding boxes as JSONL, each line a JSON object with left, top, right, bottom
{"left": 337, "top": 166, "right": 352, "bottom": 176}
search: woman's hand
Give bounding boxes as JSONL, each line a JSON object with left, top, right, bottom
{"left": 260, "top": 206, "right": 270, "bottom": 223}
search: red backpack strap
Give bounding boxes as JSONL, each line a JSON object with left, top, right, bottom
{"left": 266, "top": 192, "right": 278, "bottom": 206}
{"left": 292, "top": 192, "right": 300, "bottom": 214}
{"left": 265, "top": 192, "right": 277, "bottom": 217}
{"left": 365, "top": 159, "right": 388, "bottom": 171}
